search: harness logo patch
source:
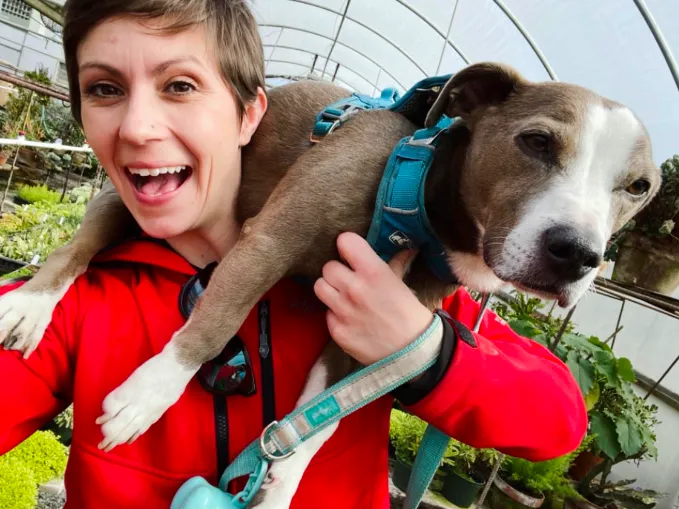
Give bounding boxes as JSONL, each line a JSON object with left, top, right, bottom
{"left": 305, "top": 396, "right": 341, "bottom": 427}
{"left": 389, "top": 231, "right": 414, "bottom": 249}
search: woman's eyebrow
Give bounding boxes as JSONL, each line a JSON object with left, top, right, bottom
{"left": 79, "top": 56, "right": 204, "bottom": 78}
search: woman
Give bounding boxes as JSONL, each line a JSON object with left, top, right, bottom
{"left": 0, "top": 1, "right": 587, "bottom": 508}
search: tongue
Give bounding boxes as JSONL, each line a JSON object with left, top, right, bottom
{"left": 137, "top": 173, "right": 184, "bottom": 196}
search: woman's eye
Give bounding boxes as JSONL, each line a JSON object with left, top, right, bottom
{"left": 625, "top": 179, "right": 651, "bottom": 196}
{"left": 166, "top": 81, "right": 196, "bottom": 95}
{"left": 86, "top": 83, "right": 122, "bottom": 97}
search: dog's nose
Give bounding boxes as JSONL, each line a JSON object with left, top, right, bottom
{"left": 543, "top": 226, "right": 602, "bottom": 282}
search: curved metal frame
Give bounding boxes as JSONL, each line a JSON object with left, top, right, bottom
{"left": 265, "top": 58, "right": 358, "bottom": 91}
{"left": 260, "top": 24, "right": 406, "bottom": 89}
{"left": 287, "top": 0, "right": 428, "bottom": 75}
{"left": 633, "top": 0, "right": 679, "bottom": 92}
{"left": 489, "top": 0, "right": 558, "bottom": 81}
{"left": 264, "top": 43, "right": 380, "bottom": 91}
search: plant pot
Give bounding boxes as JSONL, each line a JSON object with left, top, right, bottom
{"left": 441, "top": 469, "right": 485, "bottom": 508}
{"left": 488, "top": 475, "right": 545, "bottom": 509}
{"left": 612, "top": 231, "right": 679, "bottom": 295}
{"left": 568, "top": 451, "right": 604, "bottom": 482}
{"left": 391, "top": 459, "right": 412, "bottom": 493}
{"left": 0, "top": 152, "right": 8, "bottom": 165}
{"left": 564, "top": 498, "right": 603, "bottom": 509}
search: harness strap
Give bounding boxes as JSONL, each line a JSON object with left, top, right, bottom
{"left": 366, "top": 115, "right": 458, "bottom": 284}
{"left": 311, "top": 87, "right": 401, "bottom": 142}
{"left": 217, "top": 313, "right": 444, "bottom": 495}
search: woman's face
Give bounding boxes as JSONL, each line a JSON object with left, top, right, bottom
{"left": 77, "top": 17, "right": 263, "bottom": 239}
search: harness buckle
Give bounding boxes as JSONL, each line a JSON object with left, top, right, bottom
{"left": 259, "top": 421, "right": 296, "bottom": 462}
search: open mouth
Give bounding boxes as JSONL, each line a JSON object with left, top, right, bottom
{"left": 126, "top": 166, "right": 192, "bottom": 197}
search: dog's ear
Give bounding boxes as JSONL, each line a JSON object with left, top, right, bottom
{"left": 425, "top": 62, "right": 526, "bottom": 127}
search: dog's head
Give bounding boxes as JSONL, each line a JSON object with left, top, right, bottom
{"left": 426, "top": 63, "right": 661, "bottom": 307}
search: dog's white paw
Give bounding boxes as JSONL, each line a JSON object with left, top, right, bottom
{"left": 96, "top": 344, "right": 197, "bottom": 452}
{"left": 0, "top": 287, "right": 66, "bottom": 358}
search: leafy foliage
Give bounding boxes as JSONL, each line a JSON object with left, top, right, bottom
{"left": 1, "top": 67, "right": 52, "bottom": 140}
{"left": 0, "top": 201, "right": 86, "bottom": 263}
{"left": 42, "top": 100, "right": 85, "bottom": 146}
{"left": 0, "top": 457, "right": 37, "bottom": 509}
{"left": 389, "top": 409, "right": 427, "bottom": 465}
{"left": 0, "top": 431, "right": 68, "bottom": 509}
{"left": 16, "top": 184, "right": 62, "bottom": 204}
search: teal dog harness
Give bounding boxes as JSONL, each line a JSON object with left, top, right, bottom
{"left": 313, "top": 74, "right": 459, "bottom": 284}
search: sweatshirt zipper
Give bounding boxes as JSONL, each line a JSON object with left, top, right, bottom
{"left": 259, "top": 300, "right": 276, "bottom": 427}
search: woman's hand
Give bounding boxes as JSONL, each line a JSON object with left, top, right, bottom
{"left": 314, "top": 232, "right": 434, "bottom": 365}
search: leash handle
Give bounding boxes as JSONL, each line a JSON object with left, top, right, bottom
{"left": 219, "top": 313, "right": 445, "bottom": 491}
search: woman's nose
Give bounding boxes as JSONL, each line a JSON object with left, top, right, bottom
{"left": 118, "top": 91, "right": 166, "bottom": 146}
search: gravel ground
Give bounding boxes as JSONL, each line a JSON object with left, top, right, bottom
{"left": 35, "top": 491, "right": 66, "bottom": 509}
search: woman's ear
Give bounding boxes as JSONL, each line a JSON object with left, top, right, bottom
{"left": 239, "top": 87, "right": 268, "bottom": 147}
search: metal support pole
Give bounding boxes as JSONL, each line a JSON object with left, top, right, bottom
{"left": 1, "top": 146, "right": 20, "bottom": 212}
{"left": 644, "top": 352, "right": 679, "bottom": 401}
{"left": 435, "top": 0, "right": 459, "bottom": 75}
{"left": 610, "top": 300, "right": 626, "bottom": 349}
{"left": 550, "top": 305, "right": 576, "bottom": 352}
{"left": 322, "top": 0, "right": 351, "bottom": 77}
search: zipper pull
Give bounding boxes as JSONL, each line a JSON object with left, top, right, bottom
{"left": 259, "top": 301, "right": 270, "bottom": 359}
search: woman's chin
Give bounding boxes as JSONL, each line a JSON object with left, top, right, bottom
{"left": 136, "top": 216, "right": 193, "bottom": 240}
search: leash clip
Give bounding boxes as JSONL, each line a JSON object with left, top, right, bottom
{"left": 259, "top": 421, "right": 296, "bottom": 461}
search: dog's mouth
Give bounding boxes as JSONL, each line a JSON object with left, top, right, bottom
{"left": 126, "top": 166, "right": 192, "bottom": 197}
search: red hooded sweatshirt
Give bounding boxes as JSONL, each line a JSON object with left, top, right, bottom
{"left": 0, "top": 238, "right": 587, "bottom": 509}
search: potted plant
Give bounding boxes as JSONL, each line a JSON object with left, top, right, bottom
{"left": 388, "top": 409, "right": 427, "bottom": 492}
{"left": 438, "top": 440, "right": 495, "bottom": 508}
{"left": 609, "top": 154, "right": 679, "bottom": 295}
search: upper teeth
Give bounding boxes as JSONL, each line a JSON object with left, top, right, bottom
{"left": 129, "top": 166, "right": 186, "bottom": 177}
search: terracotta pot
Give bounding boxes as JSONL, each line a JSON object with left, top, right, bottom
{"left": 568, "top": 451, "right": 605, "bottom": 481}
{"left": 0, "top": 152, "right": 8, "bottom": 165}
{"left": 612, "top": 231, "right": 679, "bottom": 296}
{"left": 490, "top": 475, "right": 545, "bottom": 508}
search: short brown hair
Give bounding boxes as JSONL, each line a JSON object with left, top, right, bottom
{"left": 63, "top": 0, "right": 265, "bottom": 124}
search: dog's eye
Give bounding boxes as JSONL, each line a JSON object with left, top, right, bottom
{"left": 625, "top": 179, "right": 651, "bottom": 196}
{"left": 517, "top": 132, "right": 555, "bottom": 162}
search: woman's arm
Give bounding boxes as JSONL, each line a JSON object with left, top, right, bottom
{"left": 0, "top": 281, "right": 74, "bottom": 454}
{"left": 395, "top": 288, "right": 588, "bottom": 461}
{"left": 315, "top": 233, "right": 588, "bottom": 462}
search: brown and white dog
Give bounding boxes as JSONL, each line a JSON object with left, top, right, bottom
{"left": 0, "top": 63, "right": 660, "bottom": 507}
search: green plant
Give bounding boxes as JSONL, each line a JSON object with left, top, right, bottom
{"left": 16, "top": 184, "right": 62, "bottom": 204}
{"left": 2, "top": 67, "right": 52, "bottom": 140}
{"left": 0, "top": 457, "right": 37, "bottom": 509}
{"left": 0, "top": 201, "right": 86, "bottom": 263}
{"left": 2, "top": 430, "right": 69, "bottom": 485}
{"left": 586, "top": 478, "right": 662, "bottom": 509}
{"left": 0, "top": 431, "right": 68, "bottom": 509}
{"left": 389, "top": 409, "right": 427, "bottom": 465}
{"left": 605, "top": 154, "right": 679, "bottom": 260}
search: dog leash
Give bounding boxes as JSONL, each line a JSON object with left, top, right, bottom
{"left": 171, "top": 312, "right": 445, "bottom": 509}
{"left": 402, "top": 293, "right": 492, "bottom": 509}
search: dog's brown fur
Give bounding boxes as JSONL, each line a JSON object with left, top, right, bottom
{"left": 5, "top": 62, "right": 660, "bottom": 393}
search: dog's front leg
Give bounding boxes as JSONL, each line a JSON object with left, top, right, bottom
{"left": 250, "top": 343, "right": 353, "bottom": 509}
{"left": 0, "top": 182, "right": 136, "bottom": 357}
{"left": 97, "top": 216, "right": 297, "bottom": 450}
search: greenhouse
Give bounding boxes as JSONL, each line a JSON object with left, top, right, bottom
{"left": 0, "top": 1, "right": 678, "bottom": 508}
